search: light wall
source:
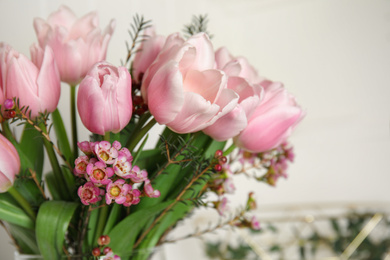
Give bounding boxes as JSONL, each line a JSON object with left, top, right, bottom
{"left": 0, "top": 0, "right": 389, "bottom": 259}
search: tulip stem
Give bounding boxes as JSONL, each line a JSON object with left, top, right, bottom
{"left": 126, "top": 117, "right": 156, "bottom": 152}
{"left": 39, "top": 123, "right": 70, "bottom": 201}
{"left": 8, "top": 186, "right": 36, "bottom": 221}
{"left": 70, "top": 85, "right": 79, "bottom": 159}
{"left": 223, "top": 143, "right": 237, "bottom": 156}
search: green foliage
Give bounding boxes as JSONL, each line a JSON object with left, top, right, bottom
{"left": 36, "top": 201, "right": 78, "bottom": 260}
{"left": 183, "top": 14, "right": 213, "bottom": 38}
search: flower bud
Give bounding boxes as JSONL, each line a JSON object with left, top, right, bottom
{"left": 0, "top": 133, "right": 20, "bottom": 192}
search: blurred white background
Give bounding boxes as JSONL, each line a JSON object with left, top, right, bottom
{"left": 0, "top": 0, "right": 389, "bottom": 259}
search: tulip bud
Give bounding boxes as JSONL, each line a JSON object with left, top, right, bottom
{"left": 0, "top": 42, "right": 61, "bottom": 119}
{"left": 0, "top": 133, "right": 20, "bottom": 192}
{"left": 77, "top": 61, "right": 133, "bottom": 135}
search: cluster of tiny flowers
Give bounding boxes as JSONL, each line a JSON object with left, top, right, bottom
{"left": 208, "top": 150, "right": 235, "bottom": 216}
{"left": 74, "top": 140, "right": 160, "bottom": 206}
{"left": 257, "top": 142, "right": 295, "bottom": 186}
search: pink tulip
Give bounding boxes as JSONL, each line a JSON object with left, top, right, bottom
{"left": 215, "top": 47, "right": 264, "bottom": 85}
{"left": 0, "top": 42, "right": 61, "bottom": 119}
{"left": 203, "top": 47, "right": 265, "bottom": 141}
{"left": 77, "top": 61, "right": 133, "bottom": 135}
{"left": 141, "top": 33, "right": 239, "bottom": 134}
{"left": 132, "top": 27, "right": 166, "bottom": 83}
{"left": 33, "top": 5, "right": 116, "bottom": 85}
{"left": 0, "top": 133, "right": 20, "bottom": 192}
{"left": 234, "top": 81, "right": 304, "bottom": 153}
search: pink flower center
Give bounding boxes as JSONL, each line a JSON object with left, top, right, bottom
{"left": 93, "top": 169, "right": 106, "bottom": 180}
{"left": 126, "top": 193, "right": 134, "bottom": 203}
{"left": 99, "top": 151, "right": 110, "bottom": 161}
{"left": 110, "top": 186, "right": 121, "bottom": 197}
{"left": 82, "top": 189, "right": 93, "bottom": 200}
{"left": 77, "top": 162, "right": 87, "bottom": 172}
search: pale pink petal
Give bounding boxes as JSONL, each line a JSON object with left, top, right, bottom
{"left": 203, "top": 106, "right": 247, "bottom": 141}
{"left": 147, "top": 61, "right": 184, "bottom": 125}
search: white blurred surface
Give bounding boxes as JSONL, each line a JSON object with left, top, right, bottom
{"left": 1, "top": 0, "right": 389, "bottom": 259}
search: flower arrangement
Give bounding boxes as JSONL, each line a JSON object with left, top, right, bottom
{"left": 0, "top": 5, "right": 303, "bottom": 260}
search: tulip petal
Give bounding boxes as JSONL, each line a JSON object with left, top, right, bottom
{"left": 147, "top": 61, "right": 184, "bottom": 125}
{"left": 186, "top": 33, "right": 215, "bottom": 71}
{"left": 34, "top": 46, "right": 61, "bottom": 113}
{"left": 47, "top": 5, "right": 77, "bottom": 30}
{"left": 168, "top": 91, "right": 220, "bottom": 133}
{"left": 77, "top": 76, "right": 106, "bottom": 135}
{"left": 6, "top": 55, "right": 41, "bottom": 118}
{"left": 203, "top": 106, "right": 247, "bottom": 141}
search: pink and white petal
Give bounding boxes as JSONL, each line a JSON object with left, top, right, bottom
{"left": 186, "top": 33, "right": 215, "bottom": 70}
{"left": 203, "top": 106, "right": 247, "bottom": 141}
{"left": 167, "top": 92, "right": 220, "bottom": 133}
{"left": 77, "top": 77, "right": 105, "bottom": 135}
{"left": 236, "top": 106, "right": 303, "bottom": 152}
{"left": 47, "top": 5, "right": 77, "bottom": 30}
{"left": 147, "top": 61, "right": 184, "bottom": 125}
{"left": 69, "top": 11, "right": 99, "bottom": 40}
{"left": 215, "top": 47, "right": 234, "bottom": 70}
{"left": 183, "top": 69, "right": 225, "bottom": 103}
{"left": 35, "top": 46, "right": 61, "bottom": 113}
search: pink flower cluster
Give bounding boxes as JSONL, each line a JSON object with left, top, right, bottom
{"left": 74, "top": 140, "right": 160, "bottom": 206}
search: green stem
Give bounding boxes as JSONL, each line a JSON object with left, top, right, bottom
{"left": 70, "top": 85, "right": 78, "bottom": 159}
{"left": 223, "top": 143, "right": 237, "bottom": 156}
{"left": 125, "top": 112, "right": 151, "bottom": 148}
{"left": 8, "top": 186, "right": 36, "bottom": 221}
{"left": 39, "top": 123, "right": 70, "bottom": 200}
{"left": 1, "top": 121, "right": 14, "bottom": 140}
{"left": 126, "top": 118, "right": 157, "bottom": 152}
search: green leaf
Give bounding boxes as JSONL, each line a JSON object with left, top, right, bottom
{"left": 8, "top": 223, "right": 40, "bottom": 254}
{"left": 109, "top": 200, "right": 174, "bottom": 257}
{"left": 45, "top": 172, "right": 61, "bottom": 200}
{"left": 0, "top": 193, "right": 34, "bottom": 229}
{"left": 19, "top": 124, "right": 44, "bottom": 180}
{"left": 51, "top": 109, "right": 73, "bottom": 165}
{"left": 36, "top": 201, "right": 78, "bottom": 259}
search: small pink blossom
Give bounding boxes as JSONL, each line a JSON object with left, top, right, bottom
{"left": 250, "top": 216, "right": 261, "bottom": 230}
{"left": 215, "top": 197, "right": 228, "bottom": 216}
{"left": 77, "top": 182, "right": 104, "bottom": 205}
{"left": 113, "top": 153, "right": 132, "bottom": 178}
{"left": 73, "top": 155, "right": 90, "bottom": 177}
{"left": 86, "top": 161, "right": 113, "bottom": 185}
{"left": 101, "top": 251, "right": 121, "bottom": 260}
{"left": 77, "top": 141, "right": 96, "bottom": 156}
{"left": 106, "top": 179, "right": 130, "bottom": 205}
{"left": 129, "top": 166, "right": 148, "bottom": 183}
{"left": 123, "top": 188, "right": 141, "bottom": 207}
{"left": 95, "top": 141, "right": 118, "bottom": 164}
{"left": 144, "top": 179, "right": 160, "bottom": 198}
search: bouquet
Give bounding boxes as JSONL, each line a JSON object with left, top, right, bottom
{"left": 0, "top": 6, "right": 303, "bottom": 260}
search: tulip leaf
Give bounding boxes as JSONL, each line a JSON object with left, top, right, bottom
{"left": 19, "top": 124, "right": 44, "bottom": 180}
{"left": 51, "top": 109, "right": 73, "bottom": 165}
{"left": 45, "top": 172, "right": 61, "bottom": 200}
{"left": 0, "top": 193, "right": 34, "bottom": 229}
{"left": 108, "top": 200, "right": 174, "bottom": 257}
{"left": 8, "top": 223, "right": 40, "bottom": 254}
{"left": 36, "top": 201, "right": 78, "bottom": 260}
